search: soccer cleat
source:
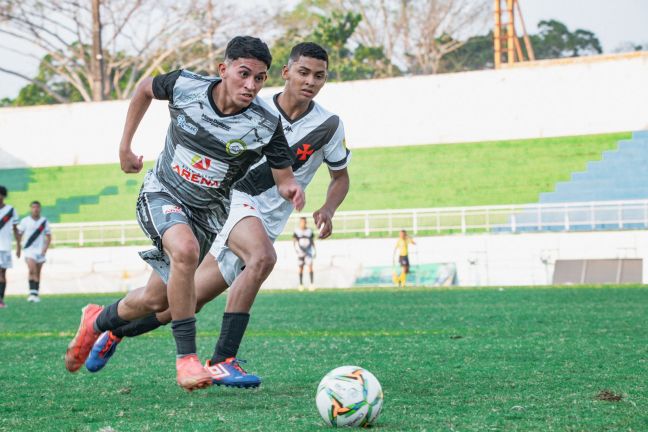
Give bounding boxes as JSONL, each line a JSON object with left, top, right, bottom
{"left": 205, "top": 357, "right": 262, "bottom": 388}
{"left": 176, "top": 354, "right": 212, "bottom": 391}
{"left": 65, "top": 304, "right": 104, "bottom": 372}
{"left": 308, "top": 284, "right": 316, "bottom": 291}
{"left": 85, "top": 331, "right": 122, "bottom": 372}
{"left": 298, "top": 284, "right": 305, "bottom": 291}
{"left": 0, "top": 299, "right": 6, "bottom": 308}
{"left": 27, "top": 294, "right": 41, "bottom": 303}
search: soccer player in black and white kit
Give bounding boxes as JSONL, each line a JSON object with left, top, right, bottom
{"left": 293, "top": 216, "right": 316, "bottom": 290}
{"left": 65, "top": 36, "right": 304, "bottom": 391}
{"left": 18, "top": 201, "right": 51, "bottom": 303}
{"left": 0, "top": 186, "right": 21, "bottom": 308}
{"left": 84, "top": 43, "right": 350, "bottom": 388}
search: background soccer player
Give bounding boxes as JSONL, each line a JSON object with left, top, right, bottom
{"left": 85, "top": 42, "right": 350, "bottom": 388}
{"left": 64, "top": 36, "right": 304, "bottom": 392}
{"left": 394, "top": 229, "right": 416, "bottom": 287}
{"left": 293, "top": 216, "right": 316, "bottom": 290}
{"left": 0, "top": 186, "right": 20, "bottom": 308}
{"left": 18, "top": 201, "right": 51, "bottom": 302}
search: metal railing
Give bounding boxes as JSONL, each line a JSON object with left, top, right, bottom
{"left": 50, "top": 199, "right": 648, "bottom": 247}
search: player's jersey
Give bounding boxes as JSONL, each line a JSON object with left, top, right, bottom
{"left": 293, "top": 227, "right": 315, "bottom": 252}
{"left": 234, "top": 94, "right": 351, "bottom": 239}
{"left": 396, "top": 237, "right": 414, "bottom": 257}
{"left": 0, "top": 205, "right": 19, "bottom": 251}
{"left": 18, "top": 216, "right": 50, "bottom": 253}
{"left": 151, "top": 70, "right": 293, "bottom": 231}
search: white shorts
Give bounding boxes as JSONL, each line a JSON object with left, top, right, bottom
{"left": 209, "top": 191, "right": 263, "bottom": 286}
{"left": 24, "top": 251, "right": 46, "bottom": 264}
{"left": 0, "top": 251, "right": 12, "bottom": 269}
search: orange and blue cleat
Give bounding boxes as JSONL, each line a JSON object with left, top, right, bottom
{"left": 205, "top": 357, "right": 262, "bottom": 388}
{"left": 176, "top": 354, "right": 212, "bottom": 391}
{"left": 85, "top": 331, "right": 122, "bottom": 372}
{"left": 65, "top": 304, "right": 104, "bottom": 372}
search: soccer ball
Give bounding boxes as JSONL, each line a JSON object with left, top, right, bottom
{"left": 315, "top": 366, "right": 383, "bottom": 427}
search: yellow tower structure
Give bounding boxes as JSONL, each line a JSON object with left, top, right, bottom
{"left": 493, "top": 0, "right": 535, "bottom": 68}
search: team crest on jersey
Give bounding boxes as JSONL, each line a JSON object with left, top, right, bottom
{"left": 177, "top": 114, "right": 198, "bottom": 135}
{"left": 171, "top": 145, "right": 226, "bottom": 188}
{"left": 162, "top": 205, "right": 184, "bottom": 215}
{"left": 226, "top": 139, "right": 247, "bottom": 157}
{"left": 296, "top": 143, "right": 315, "bottom": 161}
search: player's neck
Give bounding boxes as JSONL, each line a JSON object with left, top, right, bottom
{"left": 212, "top": 81, "right": 246, "bottom": 115}
{"left": 277, "top": 91, "right": 310, "bottom": 121}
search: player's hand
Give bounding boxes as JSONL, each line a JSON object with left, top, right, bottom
{"left": 279, "top": 182, "right": 305, "bottom": 211}
{"left": 120, "top": 148, "right": 144, "bottom": 173}
{"left": 313, "top": 207, "right": 333, "bottom": 239}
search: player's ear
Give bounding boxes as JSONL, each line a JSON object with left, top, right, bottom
{"left": 281, "top": 65, "right": 289, "bottom": 80}
{"left": 217, "top": 62, "right": 227, "bottom": 77}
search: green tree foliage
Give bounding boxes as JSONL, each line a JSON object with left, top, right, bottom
{"left": 439, "top": 33, "right": 494, "bottom": 73}
{"left": 531, "top": 20, "right": 602, "bottom": 59}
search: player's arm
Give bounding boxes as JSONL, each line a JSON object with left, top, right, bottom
{"left": 13, "top": 224, "right": 21, "bottom": 258}
{"left": 313, "top": 167, "right": 349, "bottom": 239}
{"left": 119, "top": 78, "right": 155, "bottom": 173}
{"left": 43, "top": 233, "right": 52, "bottom": 255}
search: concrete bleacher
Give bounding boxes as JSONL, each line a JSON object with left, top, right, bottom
{"left": 502, "top": 131, "right": 648, "bottom": 232}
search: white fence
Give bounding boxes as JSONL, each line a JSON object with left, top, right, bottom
{"left": 50, "top": 199, "right": 648, "bottom": 247}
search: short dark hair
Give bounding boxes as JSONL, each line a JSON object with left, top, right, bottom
{"left": 225, "top": 36, "right": 272, "bottom": 69}
{"left": 30, "top": 200, "right": 41, "bottom": 207}
{"left": 289, "top": 42, "right": 329, "bottom": 69}
{"left": 0, "top": 186, "right": 6, "bottom": 197}
{"left": 300, "top": 217, "right": 307, "bottom": 222}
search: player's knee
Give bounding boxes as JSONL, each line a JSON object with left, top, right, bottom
{"left": 249, "top": 247, "right": 276, "bottom": 277}
{"left": 169, "top": 240, "right": 200, "bottom": 269}
{"left": 144, "top": 293, "right": 169, "bottom": 312}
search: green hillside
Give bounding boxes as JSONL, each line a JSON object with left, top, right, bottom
{"left": 0, "top": 132, "right": 628, "bottom": 222}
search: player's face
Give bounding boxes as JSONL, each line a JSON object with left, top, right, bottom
{"left": 219, "top": 58, "right": 268, "bottom": 109}
{"left": 282, "top": 56, "right": 327, "bottom": 103}
{"left": 300, "top": 219, "right": 307, "bottom": 229}
{"left": 30, "top": 204, "right": 41, "bottom": 218}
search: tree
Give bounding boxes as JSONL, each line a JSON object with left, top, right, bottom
{"left": 531, "top": 19, "right": 602, "bottom": 59}
{"left": 439, "top": 33, "right": 493, "bottom": 73}
{"left": 0, "top": 0, "right": 255, "bottom": 104}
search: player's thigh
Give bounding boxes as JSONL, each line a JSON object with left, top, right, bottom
{"left": 26, "top": 258, "right": 38, "bottom": 274}
{"left": 226, "top": 216, "right": 274, "bottom": 263}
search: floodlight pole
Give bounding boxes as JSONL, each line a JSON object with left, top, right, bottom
{"left": 493, "top": 0, "right": 502, "bottom": 68}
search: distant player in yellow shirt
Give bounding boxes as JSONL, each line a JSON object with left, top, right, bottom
{"left": 393, "top": 230, "right": 415, "bottom": 287}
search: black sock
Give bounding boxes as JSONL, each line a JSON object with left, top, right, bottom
{"left": 28, "top": 280, "right": 38, "bottom": 296}
{"left": 171, "top": 317, "right": 197, "bottom": 357}
{"left": 211, "top": 312, "right": 250, "bottom": 364}
{"left": 35, "top": 281, "right": 40, "bottom": 293}
{"left": 309, "top": 271, "right": 314, "bottom": 284}
{"left": 0, "top": 282, "right": 5, "bottom": 299}
{"left": 94, "top": 300, "right": 130, "bottom": 333}
{"left": 299, "top": 273, "right": 303, "bottom": 284}
{"left": 113, "top": 313, "right": 164, "bottom": 338}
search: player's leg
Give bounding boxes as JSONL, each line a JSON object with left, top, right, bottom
{"left": 33, "top": 260, "right": 44, "bottom": 299}
{"left": 206, "top": 216, "right": 273, "bottom": 387}
{"left": 307, "top": 258, "right": 315, "bottom": 291}
{"left": 298, "top": 259, "right": 305, "bottom": 291}
{"left": 0, "top": 266, "right": 6, "bottom": 307}
{"left": 26, "top": 258, "right": 39, "bottom": 301}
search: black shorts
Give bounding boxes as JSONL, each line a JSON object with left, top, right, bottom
{"left": 398, "top": 255, "right": 410, "bottom": 267}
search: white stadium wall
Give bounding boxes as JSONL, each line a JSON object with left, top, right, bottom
{"left": 1, "top": 52, "right": 648, "bottom": 168}
{"left": 4, "top": 230, "right": 647, "bottom": 296}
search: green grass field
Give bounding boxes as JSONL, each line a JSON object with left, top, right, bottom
{"left": 1, "top": 286, "right": 647, "bottom": 431}
{"left": 0, "top": 132, "right": 628, "bottom": 222}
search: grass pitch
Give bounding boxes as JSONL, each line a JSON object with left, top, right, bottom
{"left": 1, "top": 286, "right": 647, "bottom": 431}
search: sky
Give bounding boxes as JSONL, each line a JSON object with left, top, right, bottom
{"left": 1, "top": 0, "right": 647, "bottom": 99}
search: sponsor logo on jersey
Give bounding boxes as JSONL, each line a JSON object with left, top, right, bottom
{"left": 177, "top": 114, "right": 198, "bottom": 135}
{"left": 175, "top": 91, "right": 204, "bottom": 105}
{"left": 296, "top": 143, "right": 315, "bottom": 161}
{"left": 191, "top": 155, "right": 211, "bottom": 170}
{"left": 171, "top": 145, "right": 226, "bottom": 188}
{"left": 284, "top": 124, "right": 293, "bottom": 133}
{"left": 162, "top": 205, "right": 184, "bottom": 215}
{"left": 226, "top": 139, "right": 247, "bottom": 157}
{"left": 201, "top": 113, "right": 231, "bottom": 131}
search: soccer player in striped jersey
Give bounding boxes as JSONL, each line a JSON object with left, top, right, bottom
{"left": 0, "top": 186, "right": 21, "bottom": 308}
{"left": 86, "top": 42, "right": 351, "bottom": 388}
{"left": 18, "top": 201, "right": 51, "bottom": 303}
{"left": 65, "top": 36, "right": 304, "bottom": 392}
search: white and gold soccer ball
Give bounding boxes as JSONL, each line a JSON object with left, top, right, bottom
{"left": 315, "top": 366, "right": 383, "bottom": 427}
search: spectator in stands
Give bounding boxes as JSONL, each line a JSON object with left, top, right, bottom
{"left": 0, "top": 186, "right": 21, "bottom": 308}
{"left": 293, "top": 217, "right": 317, "bottom": 291}
{"left": 394, "top": 229, "right": 415, "bottom": 287}
{"left": 17, "top": 201, "right": 51, "bottom": 303}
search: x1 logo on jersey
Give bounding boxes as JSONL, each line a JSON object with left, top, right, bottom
{"left": 296, "top": 144, "right": 315, "bottom": 161}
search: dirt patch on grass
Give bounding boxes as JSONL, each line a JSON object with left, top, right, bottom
{"left": 596, "top": 390, "right": 622, "bottom": 402}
